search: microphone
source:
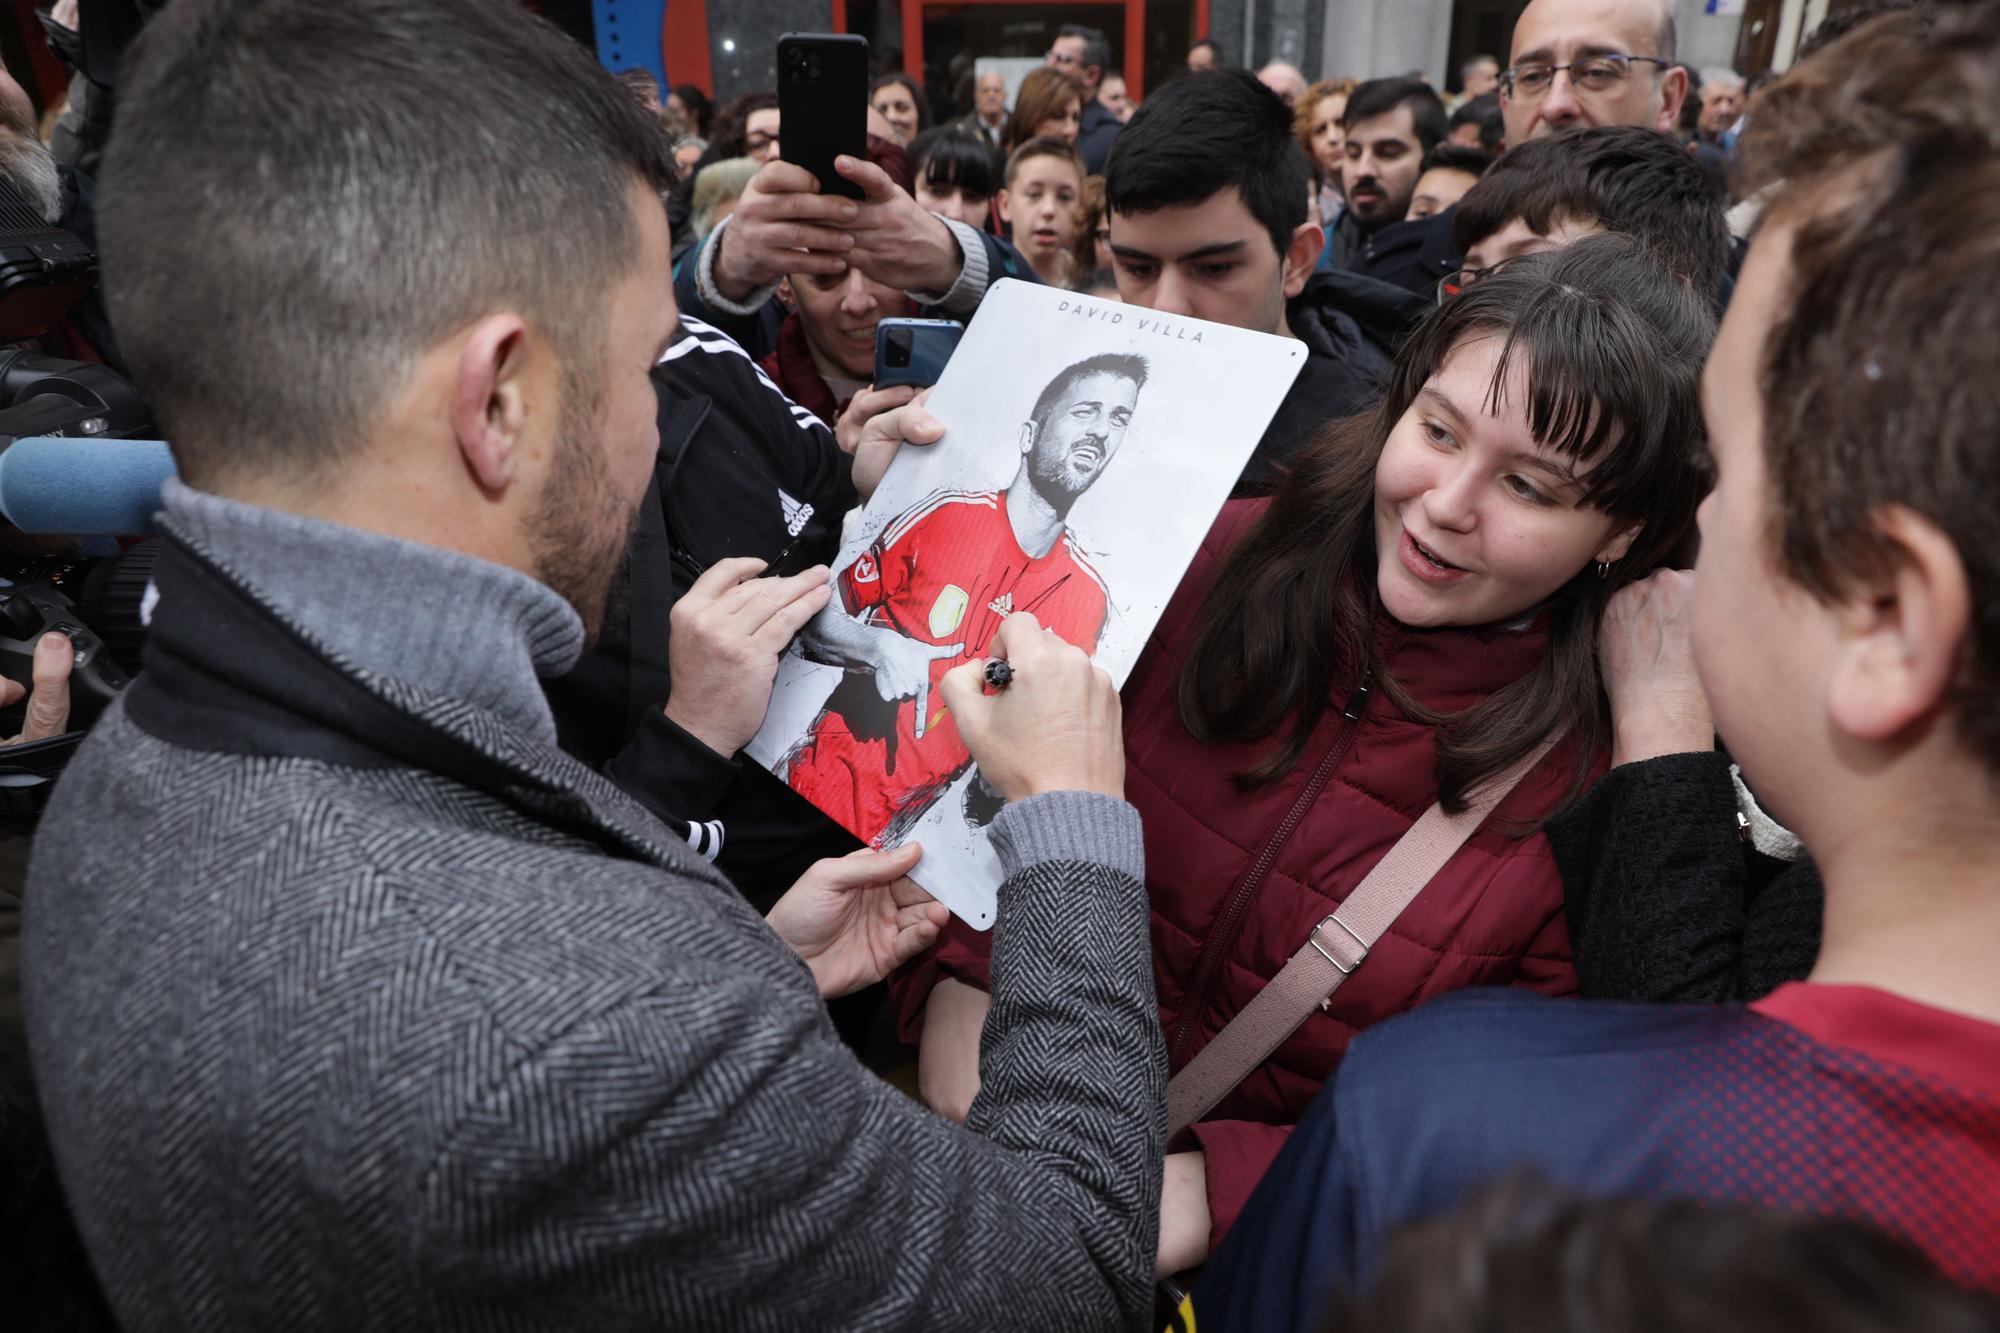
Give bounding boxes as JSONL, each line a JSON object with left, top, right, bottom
{"left": 0, "top": 436, "right": 175, "bottom": 535}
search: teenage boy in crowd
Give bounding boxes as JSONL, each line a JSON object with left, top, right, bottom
{"left": 1355, "top": 0, "right": 1693, "bottom": 298}
{"left": 1183, "top": 8, "right": 2000, "bottom": 1326}
{"left": 1325, "top": 76, "right": 1447, "bottom": 275}
{"left": 1449, "top": 124, "right": 1730, "bottom": 300}
{"left": 1049, "top": 24, "right": 1123, "bottom": 172}
{"left": 24, "top": 2, "right": 1171, "bottom": 1328}
{"left": 1101, "top": 68, "right": 1428, "bottom": 495}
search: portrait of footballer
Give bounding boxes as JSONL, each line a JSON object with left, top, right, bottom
{"left": 746, "top": 279, "right": 1305, "bottom": 926}
{"left": 784, "top": 353, "right": 1147, "bottom": 848}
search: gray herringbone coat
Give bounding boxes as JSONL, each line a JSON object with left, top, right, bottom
{"left": 22, "top": 503, "right": 1165, "bottom": 1331}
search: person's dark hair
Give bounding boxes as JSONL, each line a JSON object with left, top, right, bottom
{"left": 1003, "top": 134, "right": 1084, "bottom": 188}
{"left": 1322, "top": 1176, "right": 2000, "bottom": 1333}
{"left": 1028, "top": 352, "right": 1149, "bottom": 432}
{"left": 1342, "top": 76, "right": 1448, "bottom": 152}
{"left": 1737, "top": 2, "right": 2000, "bottom": 771}
{"left": 870, "top": 71, "right": 933, "bottom": 134}
{"left": 863, "top": 132, "right": 914, "bottom": 196}
{"left": 617, "top": 67, "right": 660, "bottom": 104}
{"left": 98, "top": 0, "right": 675, "bottom": 488}
{"left": 1453, "top": 126, "right": 1730, "bottom": 297}
{"left": 1449, "top": 91, "right": 1506, "bottom": 152}
{"left": 1104, "top": 68, "right": 1305, "bottom": 261}
{"left": 1181, "top": 234, "right": 1714, "bottom": 804}
{"left": 1004, "top": 67, "right": 1085, "bottom": 154}
{"left": 1059, "top": 24, "right": 1112, "bottom": 81}
{"left": 671, "top": 82, "right": 713, "bottom": 135}
{"left": 707, "top": 89, "right": 779, "bottom": 161}
{"left": 909, "top": 126, "right": 1001, "bottom": 200}
{"left": 1421, "top": 143, "right": 1496, "bottom": 179}
{"left": 1797, "top": 0, "right": 1933, "bottom": 60}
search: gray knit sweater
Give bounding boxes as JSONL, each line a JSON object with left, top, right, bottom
{"left": 23, "top": 483, "right": 1165, "bottom": 1330}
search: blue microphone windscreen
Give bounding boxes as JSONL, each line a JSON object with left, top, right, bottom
{"left": 0, "top": 436, "right": 177, "bottom": 535}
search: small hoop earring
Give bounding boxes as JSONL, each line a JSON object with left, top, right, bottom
{"left": 1596, "top": 561, "right": 1613, "bottom": 581}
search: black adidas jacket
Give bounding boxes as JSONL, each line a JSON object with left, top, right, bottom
{"left": 545, "top": 317, "right": 864, "bottom": 907}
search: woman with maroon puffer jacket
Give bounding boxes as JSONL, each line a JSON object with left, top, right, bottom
{"left": 893, "top": 236, "right": 1717, "bottom": 1276}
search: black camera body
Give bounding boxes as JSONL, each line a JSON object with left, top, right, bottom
{"left": 0, "top": 584, "right": 129, "bottom": 727}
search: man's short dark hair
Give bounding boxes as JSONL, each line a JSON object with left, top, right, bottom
{"left": 1342, "top": 76, "right": 1449, "bottom": 151}
{"left": 1029, "top": 353, "right": 1150, "bottom": 432}
{"left": 1059, "top": 24, "right": 1111, "bottom": 79}
{"left": 1452, "top": 126, "right": 1729, "bottom": 297}
{"left": 100, "top": 0, "right": 675, "bottom": 488}
{"left": 1104, "top": 68, "right": 1305, "bottom": 261}
{"left": 1450, "top": 91, "right": 1506, "bottom": 152}
{"left": 1422, "top": 144, "right": 1496, "bottom": 178}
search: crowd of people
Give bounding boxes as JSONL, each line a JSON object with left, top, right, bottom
{"left": 2, "top": 0, "right": 1999, "bottom": 1329}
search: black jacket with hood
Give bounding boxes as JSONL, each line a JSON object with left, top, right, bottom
{"left": 1235, "top": 269, "right": 1430, "bottom": 496}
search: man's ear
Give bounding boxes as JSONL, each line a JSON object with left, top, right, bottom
{"left": 450, "top": 313, "right": 532, "bottom": 495}
{"left": 1283, "top": 221, "right": 1324, "bottom": 300}
{"left": 1656, "top": 65, "right": 1691, "bottom": 134}
{"left": 1825, "top": 505, "right": 1971, "bottom": 745}
{"left": 1019, "top": 419, "right": 1036, "bottom": 456}
{"left": 1594, "top": 520, "right": 1642, "bottom": 566}
{"left": 777, "top": 276, "right": 797, "bottom": 309}
{"left": 996, "top": 186, "right": 1014, "bottom": 226}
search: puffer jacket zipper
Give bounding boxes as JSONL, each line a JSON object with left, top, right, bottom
{"left": 1167, "top": 672, "right": 1374, "bottom": 1071}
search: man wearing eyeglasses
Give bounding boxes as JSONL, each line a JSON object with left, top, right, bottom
{"left": 1348, "top": 0, "right": 1690, "bottom": 299}
{"left": 1501, "top": 0, "right": 1689, "bottom": 144}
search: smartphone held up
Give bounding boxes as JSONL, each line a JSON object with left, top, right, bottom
{"left": 777, "top": 33, "right": 869, "bottom": 200}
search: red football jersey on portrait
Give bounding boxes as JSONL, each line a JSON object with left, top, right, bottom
{"left": 787, "top": 489, "right": 1108, "bottom": 845}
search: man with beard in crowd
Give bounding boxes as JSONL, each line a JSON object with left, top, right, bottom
{"left": 784, "top": 353, "right": 1145, "bottom": 847}
{"left": 1326, "top": 77, "right": 1449, "bottom": 284}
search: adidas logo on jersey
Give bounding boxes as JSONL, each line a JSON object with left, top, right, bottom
{"left": 778, "top": 488, "right": 814, "bottom": 538}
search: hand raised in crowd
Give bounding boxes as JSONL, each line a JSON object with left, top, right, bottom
{"left": 837, "top": 385, "right": 944, "bottom": 502}
{"left": 1, "top": 632, "right": 73, "bottom": 746}
{"left": 663, "top": 558, "right": 831, "bottom": 757}
{"left": 831, "top": 153, "right": 964, "bottom": 294}
{"left": 939, "top": 612, "right": 1124, "bottom": 803}
{"left": 711, "top": 157, "right": 965, "bottom": 305}
{"left": 764, "top": 843, "right": 949, "bottom": 998}
{"left": 712, "top": 160, "right": 859, "bottom": 302}
{"left": 1599, "top": 569, "right": 1715, "bottom": 767}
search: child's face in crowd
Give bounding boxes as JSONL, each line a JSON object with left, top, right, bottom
{"left": 1107, "top": 187, "right": 1300, "bottom": 336}
{"left": 787, "top": 265, "right": 916, "bottom": 381}
{"left": 916, "top": 177, "right": 992, "bottom": 229}
{"left": 1000, "top": 156, "right": 1083, "bottom": 265}
{"left": 1374, "top": 334, "right": 1637, "bottom": 629}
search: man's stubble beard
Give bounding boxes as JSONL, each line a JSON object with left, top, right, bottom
{"left": 528, "top": 364, "right": 645, "bottom": 649}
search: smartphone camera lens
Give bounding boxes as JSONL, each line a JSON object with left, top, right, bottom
{"left": 885, "top": 329, "right": 913, "bottom": 369}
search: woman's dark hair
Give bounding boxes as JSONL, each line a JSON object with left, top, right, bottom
{"left": 671, "top": 83, "right": 713, "bottom": 136}
{"left": 706, "top": 89, "right": 778, "bottom": 161}
{"left": 1004, "top": 67, "right": 1084, "bottom": 154}
{"left": 870, "top": 71, "right": 934, "bottom": 135}
{"left": 909, "top": 126, "right": 1001, "bottom": 200}
{"left": 1180, "top": 234, "right": 1715, "bottom": 808}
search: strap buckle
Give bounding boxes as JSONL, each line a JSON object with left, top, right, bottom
{"left": 1309, "top": 913, "right": 1369, "bottom": 974}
